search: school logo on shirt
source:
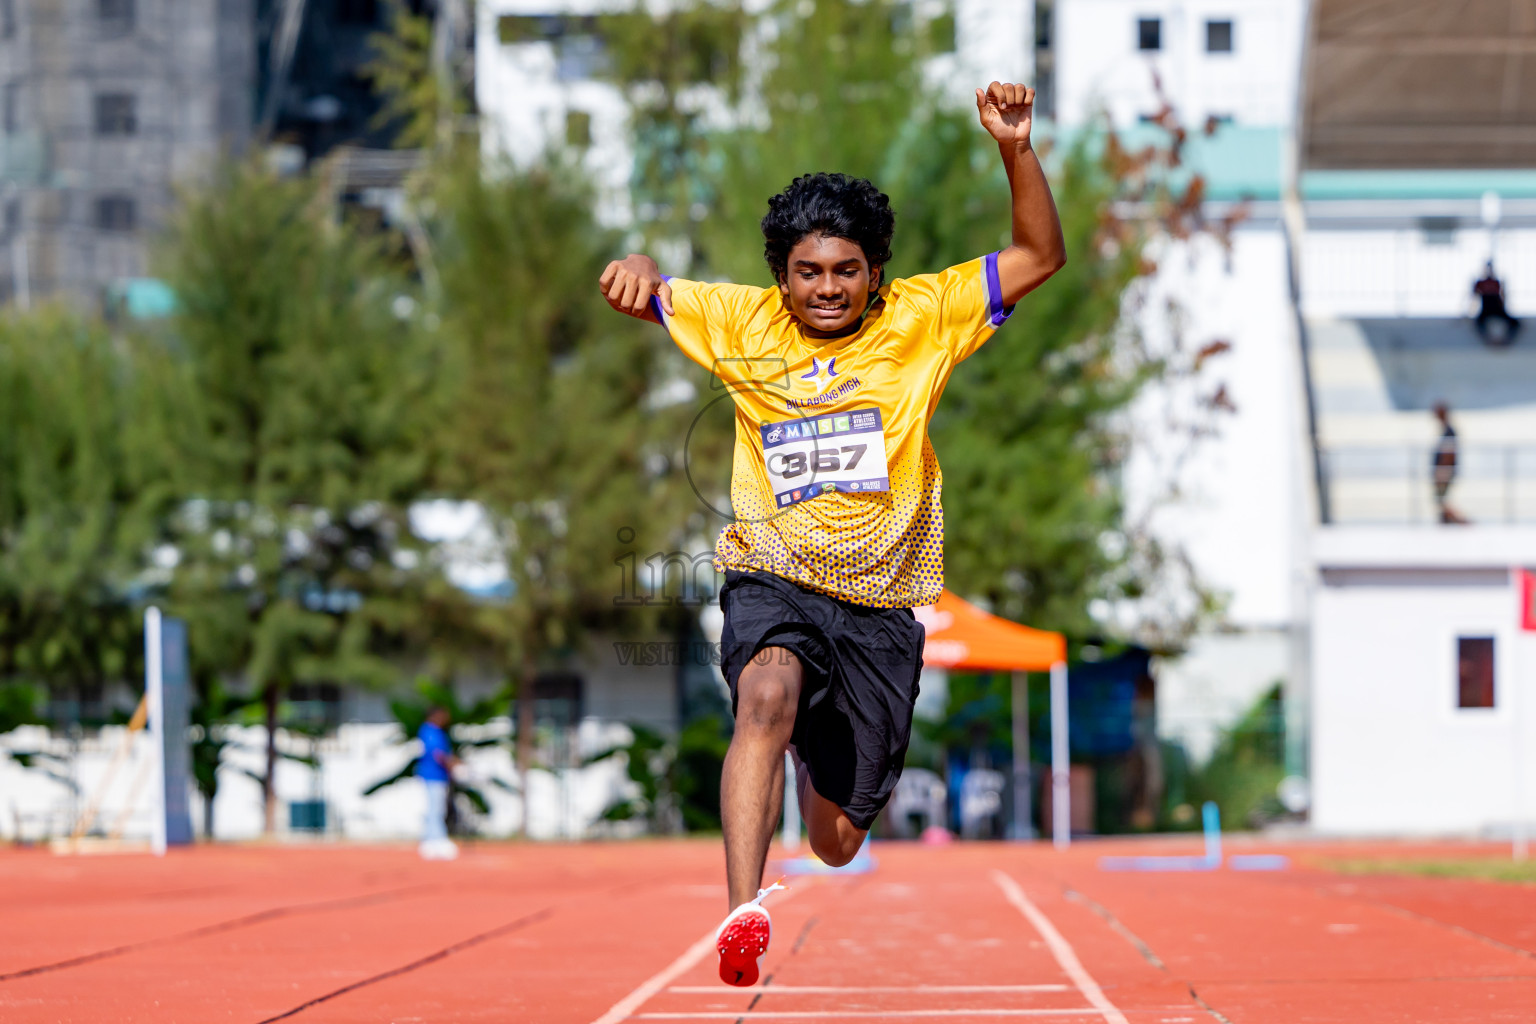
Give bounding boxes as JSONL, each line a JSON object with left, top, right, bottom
{"left": 799, "top": 356, "right": 839, "bottom": 394}
{"left": 787, "top": 374, "right": 864, "bottom": 409}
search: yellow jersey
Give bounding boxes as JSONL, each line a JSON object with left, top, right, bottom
{"left": 657, "top": 253, "right": 1013, "bottom": 608}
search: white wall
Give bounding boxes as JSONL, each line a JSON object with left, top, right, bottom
{"left": 1302, "top": 224, "right": 1536, "bottom": 320}
{"left": 1312, "top": 574, "right": 1536, "bottom": 835}
{"left": 0, "top": 719, "right": 645, "bottom": 844}
{"left": 0, "top": 627, "right": 685, "bottom": 844}
{"left": 1122, "top": 227, "right": 1300, "bottom": 631}
{"left": 475, "top": 0, "right": 637, "bottom": 223}
{"left": 1310, "top": 528, "right": 1536, "bottom": 835}
{"left": 1056, "top": 0, "right": 1303, "bottom": 127}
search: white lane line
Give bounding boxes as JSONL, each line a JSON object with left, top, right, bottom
{"left": 667, "top": 985, "right": 1073, "bottom": 995}
{"left": 990, "top": 871, "right": 1130, "bottom": 1024}
{"left": 587, "top": 932, "right": 720, "bottom": 1024}
{"left": 637, "top": 1012, "right": 1103, "bottom": 1020}
{"left": 587, "top": 888, "right": 802, "bottom": 1024}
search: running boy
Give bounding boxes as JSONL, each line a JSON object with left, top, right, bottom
{"left": 599, "top": 82, "right": 1065, "bottom": 985}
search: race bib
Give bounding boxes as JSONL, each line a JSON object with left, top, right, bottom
{"left": 759, "top": 407, "right": 891, "bottom": 507}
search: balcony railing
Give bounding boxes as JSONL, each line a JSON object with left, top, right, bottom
{"left": 1321, "top": 444, "right": 1536, "bottom": 525}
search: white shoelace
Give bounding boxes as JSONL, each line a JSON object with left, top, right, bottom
{"left": 750, "top": 879, "right": 787, "bottom": 907}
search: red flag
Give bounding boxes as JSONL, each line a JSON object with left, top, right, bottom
{"left": 1520, "top": 569, "right": 1536, "bottom": 632}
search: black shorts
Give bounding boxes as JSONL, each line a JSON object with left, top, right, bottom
{"left": 719, "top": 569, "right": 925, "bottom": 831}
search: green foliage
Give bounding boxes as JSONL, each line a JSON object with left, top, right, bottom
{"left": 915, "top": 671, "right": 1013, "bottom": 761}
{"left": 0, "top": 680, "right": 43, "bottom": 733}
{"left": 419, "top": 149, "right": 709, "bottom": 687}
{"left": 0, "top": 310, "right": 158, "bottom": 705}
{"left": 588, "top": 714, "right": 730, "bottom": 832}
{"left": 1329, "top": 858, "right": 1536, "bottom": 886}
{"left": 662, "top": 0, "right": 938, "bottom": 283}
{"left": 187, "top": 677, "right": 266, "bottom": 838}
{"left": 1179, "top": 683, "right": 1285, "bottom": 830}
{"left": 363, "top": 0, "right": 459, "bottom": 150}
{"left": 151, "top": 158, "right": 442, "bottom": 828}
{"left": 931, "top": 135, "right": 1155, "bottom": 633}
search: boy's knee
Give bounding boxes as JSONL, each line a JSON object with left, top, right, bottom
{"left": 809, "top": 828, "right": 865, "bottom": 867}
{"left": 735, "top": 666, "right": 799, "bottom": 731}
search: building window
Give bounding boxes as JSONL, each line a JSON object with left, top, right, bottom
{"left": 2, "top": 0, "right": 15, "bottom": 39}
{"left": 98, "top": 0, "right": 134, "bottom": 35}
{"left": 334, "top": 0, "right": 379, "bottom": 25}
{"left": 3, "top": 81, "right": 18, "bottom": 134}
{"left": 1457, "top": 636, "right": 1496, "bottom": 709}
{"left": 95, "top": 93, "right": 136, "bottom": 135}
{"left": 1137, "top": 17, "right": 1161, "bottom": 51}
{"left": 1206, "top": 19, "right": 1233, "bottom": 53}
{"left": 1419, "top": 215, "right": 1459, "bottom": 246}
{"left": 95, "top": 195, "right": 136, "bottom": 232}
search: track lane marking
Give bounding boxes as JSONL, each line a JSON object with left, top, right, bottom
{"left": 252, "top": 905, "right": 555, "bottom": 1023}
{"left": 636, "top": 1012, "right": 1104, "bottom": 1019}
{"left": 587, "top": 887, "right": 805, "bottom": 1024}
{"left": 667, "top": 985, "right": 1074, "bottom": 994}
{"left": 0, "top": 884, "right": 434, "bottom": 983}
{"left": 991, "top": 871, "right": 1130, "bottom": 1024}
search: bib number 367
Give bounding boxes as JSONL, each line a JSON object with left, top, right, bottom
{"left": 759, "top": 407, "right": 891, "bottom": 507}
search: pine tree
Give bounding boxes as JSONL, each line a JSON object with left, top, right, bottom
{"left": 0, "top": 310, "right": 157, "bottom": 715}
{"left": 151, "top": 159, "right": 438, "bottom": 833}
{"left": 419, "top": 151, "right": 707, "bottom": 825}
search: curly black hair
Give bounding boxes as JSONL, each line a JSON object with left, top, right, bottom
{"left": 761, "top": 172, "right": 895, "bottom": 283}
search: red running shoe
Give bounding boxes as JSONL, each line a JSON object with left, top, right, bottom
{"left": 715, "top": 880, "right": 785, "bottom": 987}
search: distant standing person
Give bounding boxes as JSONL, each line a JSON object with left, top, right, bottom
{"left": 1473, "top": 261, "right": 1520, "bottom": 344}
{"left": 1432, "top": 403, "right": 1467, "bottom": 525}
{"left": 418, "top": 707, "right": 461, "bottom": 860}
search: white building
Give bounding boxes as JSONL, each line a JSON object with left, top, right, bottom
{"left": 475, "top": 0, "right": 1033, "bottom": 227}
{"left": 1055, "top": 0, "right": 1312, "bottom": 767}
{"left": 1310, "top": 531, "right": 1536, "bottom": 836}
{"left": 1060, "top": 0, "right": 1536, "bottom": 844}
{"left": 1297, "top": 0, "right": 1536, "bottom": 836}
{"left": 1055, "top": 0, "right": 1303, "bottom": 129}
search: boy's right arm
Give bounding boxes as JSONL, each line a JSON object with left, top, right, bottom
{"left": 599, "top": 253, "right": 673, "bottom": 325}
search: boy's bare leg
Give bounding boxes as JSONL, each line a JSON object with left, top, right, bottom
{"left": 722, "top": 648, "right": 799, "bottom": 909}
{"left": 801, "top": 785, "right": 867, "bottom": 867}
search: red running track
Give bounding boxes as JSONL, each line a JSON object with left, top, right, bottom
{"left": 1, "top": 838, "right": 1533, "bottom": 1023}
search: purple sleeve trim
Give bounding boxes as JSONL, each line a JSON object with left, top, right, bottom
{"left": 649, "top": 273, "right": 674, "bottom": 332}
{"left": 983, "top": 251, "right": 1014, "bottom": 328}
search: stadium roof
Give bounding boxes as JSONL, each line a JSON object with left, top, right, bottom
{"left": 1302, "top": 0, "right": 1536, "bottom": 170}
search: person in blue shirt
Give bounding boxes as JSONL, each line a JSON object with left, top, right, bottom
{"left": 417, "top": 707, "right": 461, "bottom": 860}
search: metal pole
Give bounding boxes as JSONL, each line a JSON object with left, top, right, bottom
{"left": 145, "top": 607, "right": 167, "bottom": 857}
{"left": 1514, "top": 571, "right": 1528, "bottom": 861}
{"left": 782, "top": 751, "right": 801, "bottom": 852}
{"left": 1050, "top": 661, "right": 1069, "bottom": 849}
{"left": 11, "top": 234, "right": 29, "bottom": 311}
{"left": 1507, "top": 446, "right": 1516, "bottom": 525}
{"left": 1010, "top": 671, "right": 1033, "bottom": 839}
{"left": 1515, "top": 642, "right": 1527, "bottom": 862}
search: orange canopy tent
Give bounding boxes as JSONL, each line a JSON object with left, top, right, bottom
{"left": 913, "top": 589, "right": 1066, "bottom": 672}
{"left": 911, "top": 589, "right": 1070, "bottom": 846}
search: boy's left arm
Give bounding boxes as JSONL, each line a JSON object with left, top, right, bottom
{"left": 976, "top": 81, "right": 1067, "bottom": 306}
